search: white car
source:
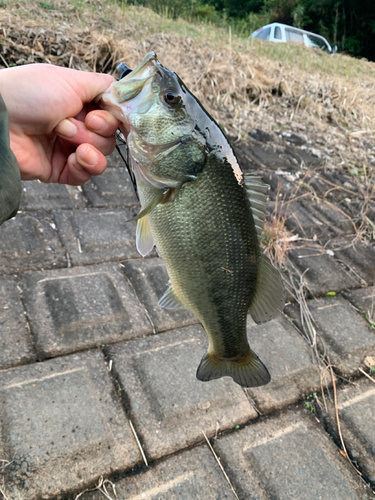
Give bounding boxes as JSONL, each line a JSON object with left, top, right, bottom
{"left": 250, "top": 23, "right": 337, "bottom": 54}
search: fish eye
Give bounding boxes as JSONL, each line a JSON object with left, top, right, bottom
{"left": 164, "top": 91, "right": 181, "bottom": 105}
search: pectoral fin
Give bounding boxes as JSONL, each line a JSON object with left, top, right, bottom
{"left": 158, "top": 282, "right": 185, "bottom": 309}
{"left": 248, "top": 253, "right": 285, "bottom": 324}
{"left": 129, "top": 189, "right": 170, "bottom": 222}
{"left": 136, "top": 216, "right": 154, "bottom": 257}
{"left": 196, "top": 349, "right": 270, "bottom": 387}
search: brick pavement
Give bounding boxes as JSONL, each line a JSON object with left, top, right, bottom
{"left": 1, "top": 142, "right": 375, "bottom": 499}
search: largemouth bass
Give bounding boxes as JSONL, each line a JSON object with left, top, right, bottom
{"left": 99, "top": 52, "right": 284, "bottom": 387}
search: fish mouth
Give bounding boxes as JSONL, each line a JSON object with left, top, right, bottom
{"left": 97, "top": 52, "right": 159, "bottom": 136}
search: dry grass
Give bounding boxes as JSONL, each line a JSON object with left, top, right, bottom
{"left": 1, "top": 0, "right": 374, "bottom": 194}
{"left": 1, "top": 0, "right": 375, "bottom": 143}
{"left": 262, "top": 205, "right": 297, "bottom": 268}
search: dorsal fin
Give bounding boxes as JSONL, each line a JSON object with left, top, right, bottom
{"left": 243, "top": 174, "right": 269, "bottom": 242}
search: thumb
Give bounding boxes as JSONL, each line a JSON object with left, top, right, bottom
{"left": 67, "top": 70, "right": 116, "bottom": 104}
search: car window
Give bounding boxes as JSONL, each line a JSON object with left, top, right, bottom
{"left": 274, "top": 26, "right": 282, "bottom": 40}
{"left": 306, "top": 34, "right": 329, "bottom": 51}
{"left": 285, "top": 29, "right": 303, "bottom": 44}
{"left": 257, "top": 27, "right": 271, "bottom": 40}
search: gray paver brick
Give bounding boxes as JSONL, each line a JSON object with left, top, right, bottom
{"left": 20, "top": 264, "right": 152, "bottom": 358}
{"left": 300, "top": 199, "right": 355, "bottom": 236}
{"left": 0, "top": 212, "right": 66, "bottom": 274}
{"left": 215, "top": 410, "right": 371, "bottom": 499}
{"left": 19, "top": 181, "right": 86, "bottom": 210}
{"left": 108, "top": 325, "right": 257, "bottom": 461}
{"left": 327, "top": 238, "right": 375, "bottom": 286}
{"left": 322, "top": 378, "right": 375, "bottom": 487}
{"left": 286, "top": 296, "right": 375, "bottom": 376}
{"left": 79, "top": 445, "right": 238, "bottom": 500}
{"left": 284, "top": 201, "right": 336, "bottom": 240}
{"left": 53, "top": 208, "right": 139, "bottom": 265}
{"left": 121, "top": 257, "right": 198, "bottom": 332}
{"left": 82, "top": 168, "right": 139, "bottom": 208}
{"left": 287, "top": 245, "right": 359, "bottom": 295}
{"left": 344, "top": 286, "right": 375, "bottom": 321}
{"left": 245, "top": 315, "right": 321, "bottom": 414}
{"left": 0, "top": 276, "right": 35, "bottom": 370}
{"left": 0, "top": 350, "right": 141, "bottom": 500}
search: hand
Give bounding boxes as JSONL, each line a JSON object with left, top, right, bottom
{"left": 0, "top": 64, "right": 120, "bottom": 185}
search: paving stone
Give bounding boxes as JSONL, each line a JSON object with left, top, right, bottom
{"left": 245, "top": 315, "right": 321, "bottom": 414}
{"left": 308, "top": 171, "right": 361, "bottom": 204}
{"left": 345, "top": 286, "right": 375, "bottom": 321}
{"left": 285, "top": 296, "right": 375, "bottom": 377}
{"left": 281, "top": 132, "right": 307, "bottom": 146}
{"left": 0, "top": 212, "right": 66, "bottom": 274}
{"left": 120, "top": 257, "right": 198, "bottom": 332}
{"left": 283, "top": 201, "right": 336, "bottom": 240}
{"left": 286, "top": 244, "right": 359, "bottom": 296}
{"left": 215, "top": 410, "right": 371, "bottom": 499}
{"left": 262, "top": 171, "right": 294, "bottom": 201}
{"left": 82, "top": 168, "right": 139, "bottom": 208}
{"left": 108, "top": 325, "right": 257, "bottom": 461}
{"left": 20, "top": 264, "right": 152, "bottom": 359}
{"left": 0, "top": 350, "right": 141, "bottom": 500}
{"left": 300, "top": 199, "right": 356, "bottom": 237}
{"left": 19, "top": 181, "right": 86, "bottom": 210}
{"left": 248, "top": 143, "right": 295, "bottom": 171}
{"left": 321, "top": 378, "right": 375, "bottom": 488}
{"left": 285, "top": 145, "right": 323, "bottom": 167}
{"left": 79, "top": 445, "right": 237, "bottom": 500}
{"left": 53, "top": 208, "right": 139, "bottom": 266}
{"left": 0, "top": 276, "right": 35, "bottom": 370}
{"left": 106, "top": 149, "right": 128, "bottom": 168}
{"left": 248, "top": 128, "right": 273, "bottom": 143}
{"left": 327, "top": 238, "right": 375, "bottom": 286}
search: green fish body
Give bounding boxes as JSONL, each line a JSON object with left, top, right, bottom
{"left": 99, "top": 52, "right": 284, "bottom": 387}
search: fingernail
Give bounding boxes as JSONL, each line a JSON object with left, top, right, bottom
{"left": 56, "top": 119, "right": 77, "bottom": 138}
{"left": 79, "top": 145, "right": 98, "bottom": 165}
{"left": 87, "top": 114, "right": 106, "bottom": 131}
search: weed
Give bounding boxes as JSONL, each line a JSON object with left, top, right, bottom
{"left": 360, "top": 309, "right": 375, "bottom": 330}
{"left": 305, "top": 401, "right": 315, "bottom": 413}
{"left": 39, "top": 1, "right": 54, "bottom": 8}
{"left": 305, "top": 392, "right": 317, "bottom": 413}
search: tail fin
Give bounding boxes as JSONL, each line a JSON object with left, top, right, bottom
{"left": 196, "top": 349, "right": 270, "bottom": 388}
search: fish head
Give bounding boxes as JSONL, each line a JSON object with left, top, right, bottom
{"left": 98, "top": 52, "right": 206, "bottom": 187}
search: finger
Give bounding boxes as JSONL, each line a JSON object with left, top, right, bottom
{"left": 85, "top": 110, "right": 120, "bottom": 137}
{"left": 67, "top": 70, "right": 116, "bottom": 104}
{"left": 55, "top": 118, "right": 116, "bottom": 156}
{"left": 58, "top": 145, "right": 108, "bottom": 186}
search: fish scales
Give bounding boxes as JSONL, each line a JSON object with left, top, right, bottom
{"left": 144, "top": 154, "right": 260, "bottom": 359}
{"left": 98, "top": 52, "right": 284, "bottom": 387}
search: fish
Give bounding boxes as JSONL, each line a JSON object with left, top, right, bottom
{"left": 98, "top": 52, "right": 284, "bottom": 387}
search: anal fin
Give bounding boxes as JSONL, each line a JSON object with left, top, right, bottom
{"left": 196, "top": 349, "right": 270, "bottom": 387}
{"left": 158, "top": 282, "right": 185, "bottom": 309}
